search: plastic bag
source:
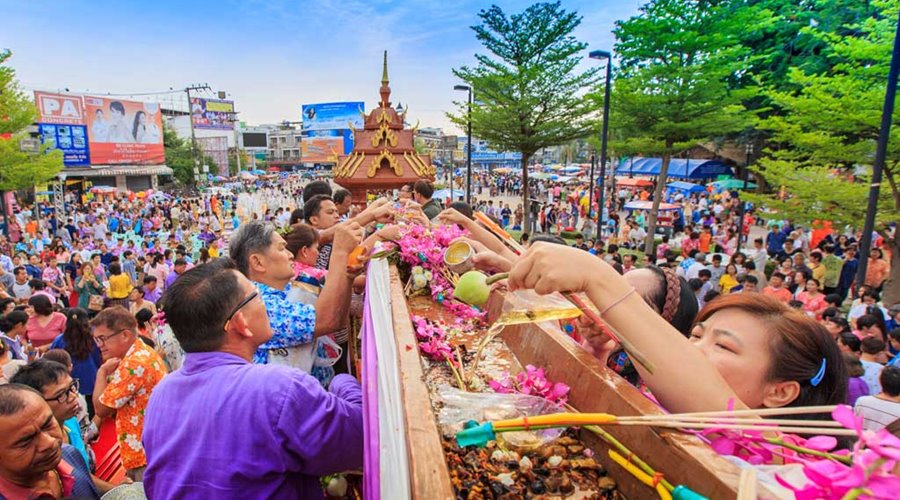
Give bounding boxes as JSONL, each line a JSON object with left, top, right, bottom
{"left": 495, "top": 289, "right": 583, "bottom": 326}
{"left": 436, "top": 385, "right": 565, "bottom": 448}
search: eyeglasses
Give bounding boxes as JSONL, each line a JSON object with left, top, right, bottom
{"left": 45, "top": 379, "right": 79, "bottom": 404}
{"left": 223, "top": 291, "right": 259, "bottom": 330}
{"left": 93, "top": 328, "right": 129, "bottom": 346}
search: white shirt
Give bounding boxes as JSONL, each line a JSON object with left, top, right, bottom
{"left": 854, "top": 395, "right": 900, "bottom": 431}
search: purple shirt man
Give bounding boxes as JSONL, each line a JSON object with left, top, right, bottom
{"left": 143, "top": 353, "right": 363, "bottom": 499}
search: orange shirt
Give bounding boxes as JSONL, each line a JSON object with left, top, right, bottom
{"left": 699, "top": 233, "right": 712, "bottom": 253}
{"left": 99, "top": 339, "right": 167, "bottom": 469}
{"left": 25, "top": 220, "right": 37, "bottom": 236}
{"left": 762, "top": 286, "right": 792, "bottom": 304}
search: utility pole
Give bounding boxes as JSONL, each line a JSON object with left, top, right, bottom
{"left": 185, "top": 83, "right": 211, "bottom": 185}
{"left": 856, "top": 8, "right": 900, "bottom": 289}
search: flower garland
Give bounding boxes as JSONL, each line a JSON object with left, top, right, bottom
{"left": 393, "top": 223, "right": 485, "bottom": 324}
{"left": 489, "top": 365, "right": 571, "bottom": 406}
{"left": 693, "top": 405, "right": 899, "bottom": 498}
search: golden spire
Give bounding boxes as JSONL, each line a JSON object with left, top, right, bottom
{"left": 381, "top": 50, "right": 389, "bottom": 86}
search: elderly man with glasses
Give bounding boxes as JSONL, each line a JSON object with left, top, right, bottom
{"left": 228, "top": 219, "right": 365, "bottom": 385}
{"left": 142, "top": 258, "right": 364, "bottom": 498}
{"left": 90, "top": 306, "right": 167, "bottom": 482}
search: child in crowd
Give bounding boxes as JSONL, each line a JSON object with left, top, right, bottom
{"left": 843, "top": 353, "right": 869, "bottom": 406}
{"left": 854, "top": 366, "right": 900, "bottom": 431}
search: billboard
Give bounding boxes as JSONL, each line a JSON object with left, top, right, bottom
{"left": 303, "top": 128, "right": 354, "bottom": 154}
{"left": 37, "top": 123, "right": 90, "bottom": 166}
{"left": 34, "top": 91, "right": 85, "bottom": 125}
{"left": 191, "top": 98, "right": 235, "bottom": 130}
{"left": 301, "top": 102, "right": 365, "bottom": 131}
{"left": 242, "top": 132, "right": 268, "bottom": 148}
{"left": 83, "top": 96, "right": 164, "bottom": 165}
{"left": 301, "top": 136, "right": 344, "bottom": 163}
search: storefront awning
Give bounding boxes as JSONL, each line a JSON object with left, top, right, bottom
{"left": 62, "top": 165, "right": 174, "bottom": 177}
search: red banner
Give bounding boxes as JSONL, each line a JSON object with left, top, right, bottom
{"left": 83, "top": 96, "right": 164, "bottom": 165}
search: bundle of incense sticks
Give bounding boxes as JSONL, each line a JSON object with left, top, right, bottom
{"left": 456, "top": 405, "right": 854, "bottom": 448}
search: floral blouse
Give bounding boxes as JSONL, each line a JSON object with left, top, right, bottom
{"left": 252, "top": 281, "right": 316, "bottom": 364}
{"left": 98, "top": 339, "right": 167, "bottom": 469}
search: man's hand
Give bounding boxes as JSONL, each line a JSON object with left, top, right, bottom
{"left": 333, "top": 222, "right": 364, "bottom": 255}
{"left": 358, "top": 198, "right": 393, "bottom": 224}
{"left": 99, "top": 357, "right": 121, "bottom": 376}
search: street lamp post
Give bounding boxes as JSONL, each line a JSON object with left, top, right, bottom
{"left": 736, "top": 143, "right": 753, "bottom": 252}
{"left": 857, "top": 8, "right": 900, "bottom": 289}
{"left": 589, "top": 50, "right": 612, "bottom": 230}
{"left": 453, "top": 84, "right": 473, "bottom": 204}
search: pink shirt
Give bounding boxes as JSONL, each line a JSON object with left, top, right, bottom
{"left": 25, "top": 311, "right": 67, "bottom": 347}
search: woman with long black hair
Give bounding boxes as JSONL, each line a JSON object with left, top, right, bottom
{"left": 50, "top": 308, "right": 102, "bottom": 418}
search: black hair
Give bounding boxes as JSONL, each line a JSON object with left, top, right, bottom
{"left": 135, "top": 308, "right": 154, "bottom": 330}
{"left": 302, "top": 180, "right": 332, "bottom": 202}
{"left": 644, "top": 266, "right": 698, "bottom": 336}
{"left": 160, "top": 258, "right": 243, "bottom": 353}
{"left": 744, "top": 275, "right": 759, "bottom": 286}
{"left": 413, "top": 180, "right": 434, "bottom": 199}
{"left": 63, "top": 308, "right": 94, "bottom": 360}
{"left": 530, "top": 234, "right": 567, "bottom": 246}
{"left": 108, "top": 262, "right": 122, "bottom": 275}
{"left": 824, "top": 294, "right": 843, "bottom": 307}
{"left": 28, "top": 294, "right": 54, "bottom": 316}
{"left": 13, "top": 266, "right": 26, "bottom": 276}
{"left": 0, "top": 310, "right": 29, "bottom": 332}
{"left": 449, "top": 201, "right": 474, "bottom": 219}
{"left": 303, "top": 194, "right": 333, "bottom": 223}
{"left": 838, "top": 332, "right": 862, "bottom": 353}
{"left": 0, "top": 298, "right": 15, "bottom": 313}
{"left": 861, "top": 337, "right": 885, "bottom": 355}
{"left": 10, "top": 359, "right": 69, "bottom": 393}
{"left": 289, "top": 208, "right": 304, "bottom": 226}
{"left": 688, "top": 278, "right": 703, "bottom": 292}
{"left": 857, "top": 314, "right": 888, "bottom": 343}
{"left": 109, "top": 100, "right": 126, "bottom": 115}
{"left": 143, "top": 275, "right": 158, "bottom": 284}
{"left": 698, "top": 269, "right": 712, "bottom": 279}
{"left": 880, "top": 366, "right": 900, "bottom": 397}
{"left": 332, "top": 188, "right": 351, "bottom": 205}
{"left": 703, "top": 290, "right": 720, "bottom": 304}
{"left": 0, "top": 384, "right": 41, "bottom": 417}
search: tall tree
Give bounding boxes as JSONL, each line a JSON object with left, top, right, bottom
{"left": 748, "top": 0, "right": 900, "bottom": 304}
{"left": 611, "top": 0, "right": 754, "bottom": 252}
{"left": 0, "top": 50, "right": 63, "bottom": 194}
{"left": 163, "top": 124, "right": 215, "bottom": 186}
{"left": 449, "top": 2, "right": 601, "bottom": 230}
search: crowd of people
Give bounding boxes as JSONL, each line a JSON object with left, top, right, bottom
{"left": 0, "top": 171, "right": 897, "bottom": 498}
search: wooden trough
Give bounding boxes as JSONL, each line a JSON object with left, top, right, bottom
{"left": 386, "top": 265, "right": 769, "bottom": 499}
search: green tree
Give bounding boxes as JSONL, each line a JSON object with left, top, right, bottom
{"left": 611, "top": 0, "right": 754, "bottom": 252}
{"left": 0, "top": 50, "right": 63, "bottom": 196}
{"left": 747, "top": 0, "right": 900, "bottom": 303}
{"left": 163, "top": 124, "right": 215, "bottom": 185}
{"left": 449, "top": 2, "right": 601, "bottom": 230}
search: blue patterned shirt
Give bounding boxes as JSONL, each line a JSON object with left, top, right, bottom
{"left": 252, "top": 282, "right": 316, "bottom": 364}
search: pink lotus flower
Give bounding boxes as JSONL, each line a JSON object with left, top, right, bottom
{"left": 489, "top": 365, "right": 569, "bottom": 405}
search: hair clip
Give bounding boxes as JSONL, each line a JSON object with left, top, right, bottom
{"left": 810, "top": 358, "right": 827, "bottom": 387}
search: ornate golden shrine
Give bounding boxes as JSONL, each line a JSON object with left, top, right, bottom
{"left": 334, "top": 51, "right": 435, "bottom": 204}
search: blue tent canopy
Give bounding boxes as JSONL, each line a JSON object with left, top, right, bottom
{"left": 666, "top": 181, "right": 706, "bottom": 194}
{"left": 616, "top": 157, "right": 734, "bottom": 180}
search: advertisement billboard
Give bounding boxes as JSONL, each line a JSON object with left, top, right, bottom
{"left": 301, "top": 102, "right": 365, "bottom": 131}
{"left": 33, "top": 91, "right": 85, "bottom": 125}
{"left": 191, "top": 98, "right": 236, "bottom": 130}
{"left": 83, "top": 96, "right": 164, "bottom": 165}
{"left": 303, "top": 128, "right": 354, "bottom": 154}
{"left": 301, "top": 136, "right": 344, "bottom": 163}
{"left": 37, "top": 123, "right": 90, "bottom": 166}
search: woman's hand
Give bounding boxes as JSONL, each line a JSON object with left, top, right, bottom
{"left": 508, "top": 242, "right": 604, "bottom": 295}
{"left": 577, "top": 314, "right": 618, "bottom": 366}
{"left": 437, "top": 208, "right": 473, "bottom": 229}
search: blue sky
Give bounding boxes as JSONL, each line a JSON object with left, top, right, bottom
{"left": 2, "top": 0, "right": 643, "bottom": 133}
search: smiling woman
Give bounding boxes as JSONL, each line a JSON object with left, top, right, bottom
{"left": 506, "top": 243, "right": 848, "bottom": 418}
